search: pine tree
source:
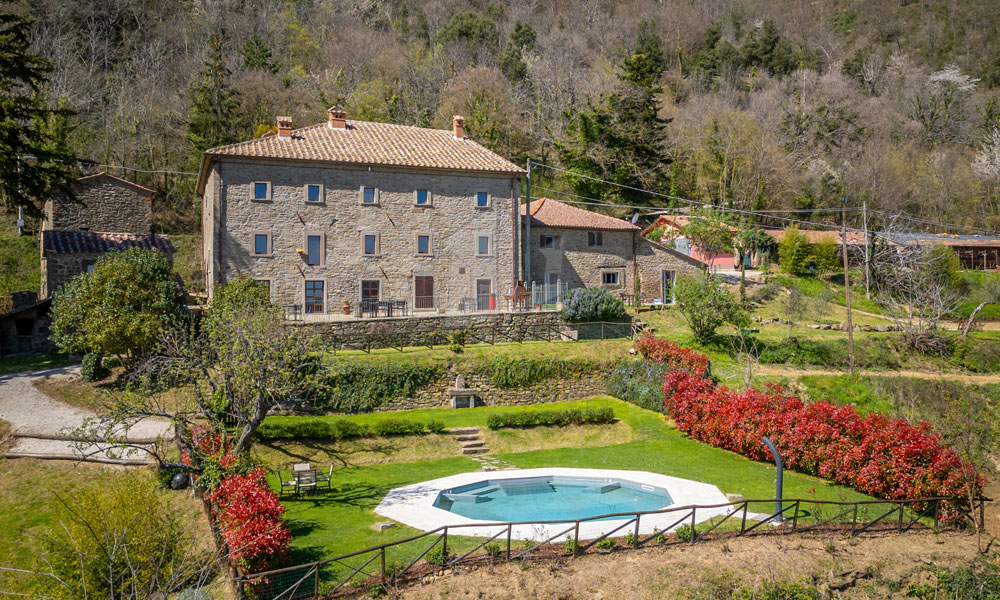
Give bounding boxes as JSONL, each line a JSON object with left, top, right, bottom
{"left": 240, "top": 33, "right": 279, "bottom": 73}
{"left": 188, "top": 33, "right": 243, "bottom": 155}
{"left": 0, "top": 13, "right": 78, "bottom": 219}
{"left": 556, "top": 20, "right": 672, "bottom": 207}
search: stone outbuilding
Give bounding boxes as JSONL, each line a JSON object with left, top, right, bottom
{"left": 521, "top": 198, "right": 704, "bottom": 304}
{"left": 0, "top": 292, "right": 52, "bottom": 357}
{"left": 39, "top": 172, "right": 174, "bottom": 298}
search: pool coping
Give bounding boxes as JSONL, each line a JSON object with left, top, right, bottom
{"left": 374, "top": 467, "right": 740, "bottom": 541}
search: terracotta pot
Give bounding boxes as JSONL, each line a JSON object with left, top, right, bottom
{"left": 341, "top": 300, "right": 351, "bottom": 314}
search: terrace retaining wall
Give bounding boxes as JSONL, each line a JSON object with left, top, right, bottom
{"left": 381, "top": 371, "right": 610, "bottom": 411}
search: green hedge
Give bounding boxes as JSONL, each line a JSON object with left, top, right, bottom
{"left": 255, "top": 417, "right": 445, "bottom": 441}
{"left": 485, "top": 408, "right": 615, "bottom": 430}
{"left": 478, "top": 356, "right": 616, "bottom": 389}
{"left": 606, "top": 360, "right": 668, "bottom": 413}
{"left": 313, "top": 363, "right": 445, "bottom": 412}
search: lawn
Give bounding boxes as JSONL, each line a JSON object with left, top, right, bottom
{"left": 0, "top": 352, "right": 76, "bottom": 376}
{"left": 0, "top": 458, "right": 221, "bottom": 596}
{"left": 261, "top": 396, "right": 871, "bottom": 589}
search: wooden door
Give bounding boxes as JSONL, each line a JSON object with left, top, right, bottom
{"left": 415, "top": 276, "right": 434, "bottom": 309}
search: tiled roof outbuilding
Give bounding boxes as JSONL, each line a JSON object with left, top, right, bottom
{"left": 521, "top": 198, "right": 639, "bottom": 231}
{"left": 42, "top": 230, "right": 175, "bottom": 254}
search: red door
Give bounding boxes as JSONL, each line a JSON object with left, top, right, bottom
{"left": 415, "top": 276, "right": 434, "bottom": 309}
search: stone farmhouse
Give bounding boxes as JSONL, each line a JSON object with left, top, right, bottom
{"left": 197, "top": 108, "right": 524, "bottom": 316}
{"left": 522, "top": 198, "right": 703, "bottom": 305}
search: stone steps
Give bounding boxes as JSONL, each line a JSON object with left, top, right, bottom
{"left": 449, "top": 426, "right": 490, "bottom": 456}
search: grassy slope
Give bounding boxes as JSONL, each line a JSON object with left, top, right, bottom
{"left": 0, "top": 352, "right": 75, "bottom": 376}
{"left": 168, "top": 232, "right": 202, "bottom": 293}
{"left": 0, "top": 219, "right": 39, "bottom": 313}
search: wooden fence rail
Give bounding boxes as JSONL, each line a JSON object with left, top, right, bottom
{"left": 234, "top": 495, "right": 985, "bottom": 600}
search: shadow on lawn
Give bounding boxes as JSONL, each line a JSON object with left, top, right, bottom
{"left": 283, "top": 480, "right": 385, "bottom": 510}
{"left": 261, "top": 439, "right": 398, "bottom": 469}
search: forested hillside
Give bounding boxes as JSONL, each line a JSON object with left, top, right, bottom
{"left": 17, "top": 0, "right": 1000, "bottom": 231}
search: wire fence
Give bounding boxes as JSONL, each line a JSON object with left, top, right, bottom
{"left": 235, "top": 495, "right": 985, "bottom": 600}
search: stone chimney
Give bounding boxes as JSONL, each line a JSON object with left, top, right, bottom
{"left": 328, "top": 106, "right": 347, "bottom": 129}
{"left": 276, "top": 116, "right": 292, "bottom": 139}
{"left": 453, "top": 115, "right": 465, "bottom": 139}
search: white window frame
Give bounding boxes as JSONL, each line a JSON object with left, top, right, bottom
{"left": 252, "top": 181, "right": 271, "bottom": 202}
{"left": 251, "top": 231, "right": 272, "bottom": 256}
{"left": 475, "top": 191, "right": 491, "bottom": 208}
{"left": 361, "top": 231, "right": 380, "bottom": 257}
{"left": 414, "top": 189, "right": 432, "bottom": 206}
{"left": 475, "top": 233, "right": 492, "bottom": 256}
{"left": 360, "top": 186, "right": 380, "bottom": 205}
{"left": 415, "top": 233, "right": 433, "bottom": 256}
{"left": 304, "top": 183, "right": 324, "bottom": 204}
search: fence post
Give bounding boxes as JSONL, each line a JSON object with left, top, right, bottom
{"left": 380, "top": 548, "right": 386, "bottom": 582}
{"left": 792, "top": 501, "right": 800, "bottom": 529}
{"left": 689, "top": 508, "right": 696, "bottom": 543}
{"left": 851, "top": 504, "right": 858, "bottom": 536}
{"left": 574, "top": 522, "right": 581, "bottom": 555}
{"left": 506, "top": 524, "right": 512, "bottom": 560}
{"left": 933, "top": 500, "right": 940, "bottom": 530}
{"left": 601, "top": 322, "right": 605, "bottom": 340}
{"left": 740, "top": 502, "right": 748, "bottom": 535}
{"left": 897, "top": 503, "right": 904, "bottom": 532}
{"left": 314, "top": 565, "right": 319, "bottom": 598}
{"left": 633, "top": 514, "right": 641, "bottom": 548}
{"left": 980, "top": 497, "right": 986, "bottom": 530}
{"left": 442, "top": 527, "right": 448, "bottom": 563}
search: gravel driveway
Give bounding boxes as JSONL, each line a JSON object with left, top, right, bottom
{"left": 0, "top": 366, "right": 172, "bottom": 462}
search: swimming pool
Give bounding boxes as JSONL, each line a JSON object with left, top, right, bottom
{"left": 375, "top": 468, "right": 735, "bottom": 541}
{"left": 433, "top": 475, "right": 673, "bottom": 522}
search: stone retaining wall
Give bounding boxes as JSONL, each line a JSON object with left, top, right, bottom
{"left": 381, "top": 371, "right": 609, "bottom": 411}
{"left": 299, "top": 311, "right": 584, "bottom": 350}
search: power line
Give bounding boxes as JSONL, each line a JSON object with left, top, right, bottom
{"left": 96, "top": 164, "right": 198, "bottom": 176}
{"left": 530, "top": 184, "right": 866, "bottom": 233}
{"left": 867, "top": 209, "right": 997, "bottom": 236}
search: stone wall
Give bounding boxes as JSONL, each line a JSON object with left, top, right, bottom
{"left": 299, "top": 310, "right": 573, "bottom": 351}
{"left": 203, "top": 159, "right": 520, "bottom": 311}
{"left": 382, "top": 371, "right": 609, "bottom": 411}
{"left": 635, "top": 237, "right": 704, "bottom": 304}
{"left": 527, "top": 227, "right": 635, "bottom": 294}
{"left": 46, "top": 174, "right": 152, "bottom": 235}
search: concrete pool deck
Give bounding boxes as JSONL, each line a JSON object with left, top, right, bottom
{"left": 374, "top": 467, "right": 766, "bottom": 541}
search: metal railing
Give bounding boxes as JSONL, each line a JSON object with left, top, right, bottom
{"left": 234, "top": 495, "right": 984, "bottom": 599}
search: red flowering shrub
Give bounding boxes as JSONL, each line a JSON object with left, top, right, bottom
{"left": 208, "top": 467, "right": 291, "bottom": 572}
{"left": 635, "top": 334, "right": 711, "bottom": 377}
{"left": 651, "top": 342, "right": 982, "bottom": 516}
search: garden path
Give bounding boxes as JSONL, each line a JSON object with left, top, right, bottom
{"left": 0, "top": 366, "right": 172, "bottom": 464}
{"left": 757, "top": 365, "right": 1000, "bottom": 384}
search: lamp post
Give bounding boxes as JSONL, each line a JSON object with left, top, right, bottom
{"left": 762, "top": 436, "right": 784, "bottom": 523}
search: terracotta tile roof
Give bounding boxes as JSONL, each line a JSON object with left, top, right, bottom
{"left": 42, "top": 230, "right": 175, "bottom": 254}
{"left": 202, "top": 119, "right": 525, "bottom": 177}
{"left": 521, "top": 198, "right": 639, "bottom": 231}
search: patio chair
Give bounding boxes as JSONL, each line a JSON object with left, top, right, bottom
{"left": 277, "top": 470, "right": 297, "bottom": 498}
{"left": 292, "top": 462, "right": 311, "bottom": 472}
{"left": 296, "top": 470, "right": 318, "bottom": 496}
{"left": 315, "top": 465, "right": 333, "bottom": 491}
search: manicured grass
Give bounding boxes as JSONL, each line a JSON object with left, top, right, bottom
{"left": 324, "top": 338, "right": 631, "bottom": 368}
{"left": 262, "top": 396, "right": 871, "bottom": 587}
{"left": 0, "top": 352, "right": 76, "bottom": 376}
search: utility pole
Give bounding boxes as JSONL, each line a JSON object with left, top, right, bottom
{"left": 842, "top": 196, "right": 855, "bottom": 374}
{"left": 524, "top": 159, "right": 532, "bottom": 285}
{"left": 862, "top": 201, "right": 870, "bottom": 300}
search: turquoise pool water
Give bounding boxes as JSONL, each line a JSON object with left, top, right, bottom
{"left": 433, "top": 476, "right": 673, "bottom": 523}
